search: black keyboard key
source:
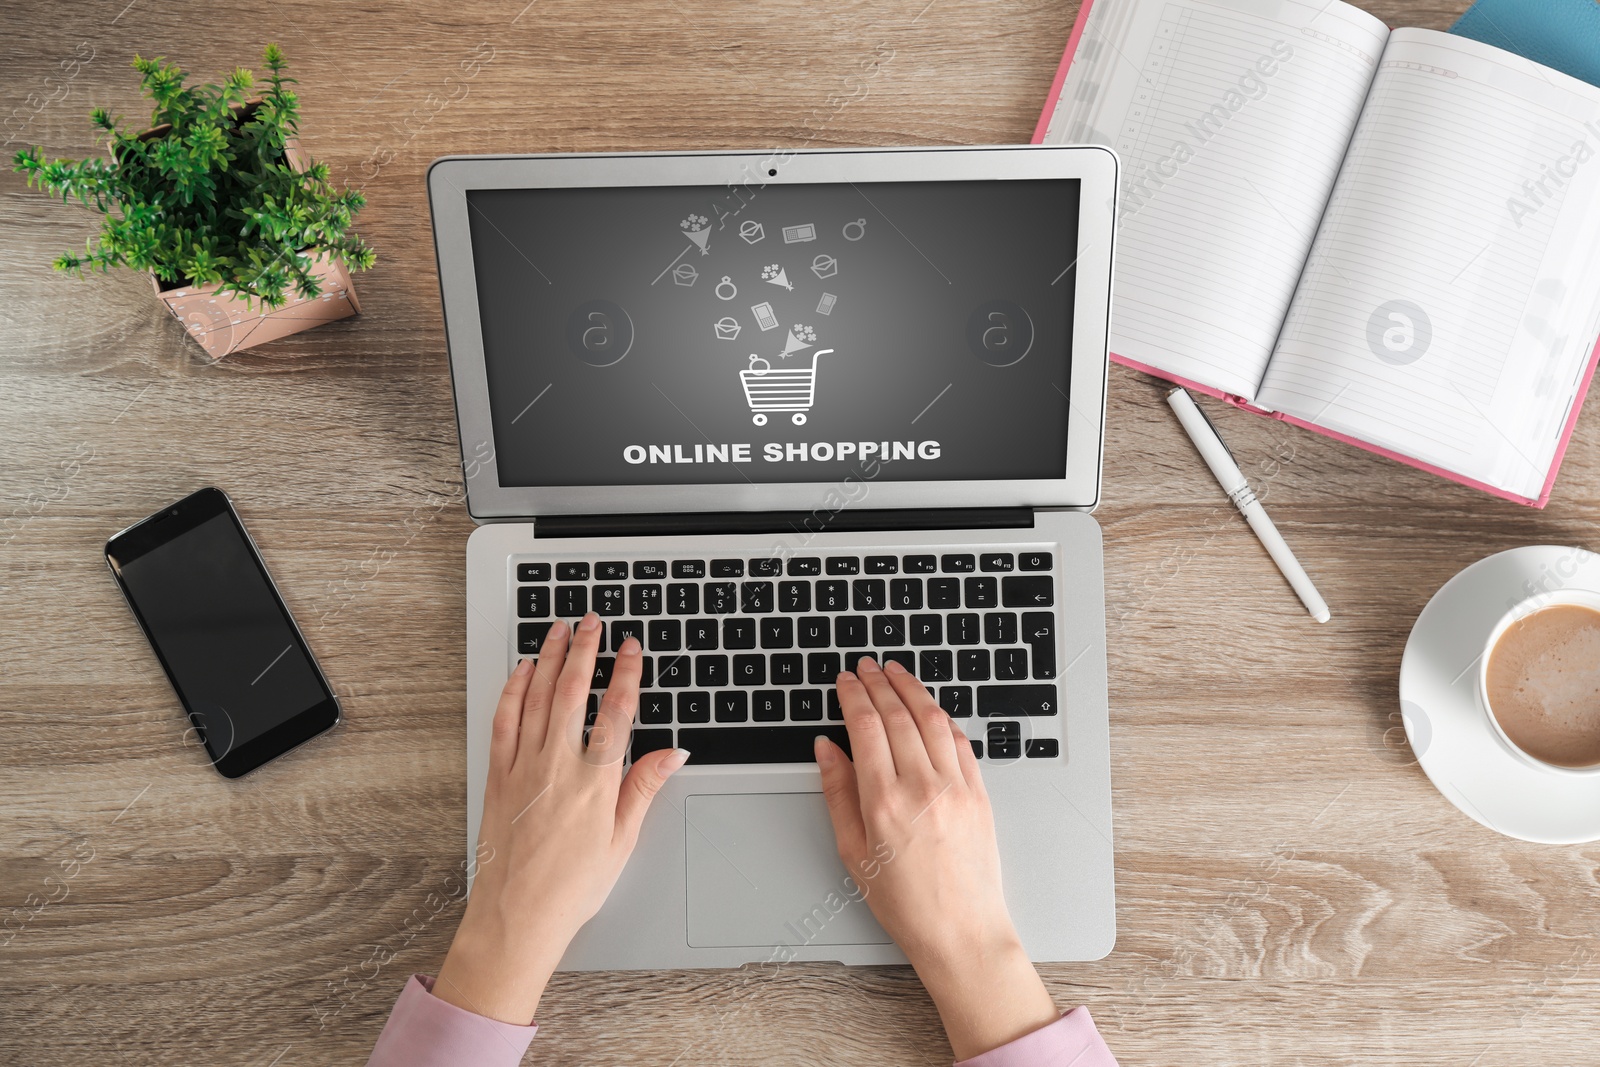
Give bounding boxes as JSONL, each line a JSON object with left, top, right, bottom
{"left": 808, "top": 652, "right": 842, "bottom": 685}
{"left": 787, "top": 557, "right": 822, "bottom": 576}
{"left": 771, "top": 653, "right": 804, "bottom": 685}
{"left": 517, "top": 586, "right": 550, "bottom": 618}
{"left": 948, "top": 613, "right": 980, "bottom": 645}
{"left": 1022, "top": 611, "right": 1057, "bottom": 679}
{"left": 633, "top": 560, "right": 668, "bottom": 580}
{"left": 939, "top": 686, "right": 974, "bottom": 717}
{"left": 984, "top": 612, "right": 1018, "bottom": 646}
{"left": 612, "top": 619, "right": 644, "bottom": 651}
{"left": 555, "top": 586, "right": 588, "bottom": 616}
{"left": 836, "top": 615, "right": 868, "bottom": 647}
{"left": 978, "top": 684, "right": 1059, "bottom": 716}
{"left": 667, "top": 583, "right": 699, "bottom": 615}
{"left": 741, "top": 581, "right": 775, "bottom": 614}
{"left": 711, "top": 558, "right": 744, "bottom": 577}
{"left": 596, "top": 561, "right": 629, "bottom": 580}
{"left": 715, "top": 691, "right": 749, "bottom": 722}
{"left": 629, "top": 584, "right": 663, "bottom": 616}
{"left": 941, "top": 553, "right": 975, "bottom": 573}
{"left": 760, "top": 617, "right": 794, "bottom": 649}
{"left": 677, "top": 692, "right": 711, "bottom": 723}
{"left": 904, "top": 555, "right": 938, "bottom": 574}
{"left": 928, "top": 578, "right": 960, "bottom": 609}
{"left": 827, "top": 689, "right": 843, "bottom": 720}
{"left": 797, "top": 617, "right": 830, "bottom": 647}
{"left": 980, "top": 553, "right": 1015, "bottom": 572}
{"left": 779, "top": 581, "right": 811, "bottom": 613}
{"left": 640, "top": 693, "right": 673, "bottom": 724}
{"left": 733, "top": 654, "right": 766, "bottom": 686}
{"left": 987, "top": 720, "right": 1021, "bottom": 760}
{"left": 723, "top": 618, "right": 756, "bottom": 649}
{"left": 791, "top": 689, "right": 825, "bottom": 721}
{"left": 590, "top": 657, "right": 615, "bottom": 688}
{"left": 872, "top": 614, "right": 906, "bottom": 647}
{"left": 826, "top": 556, "right": 860, "bottom": 575}
{"left": 1026, "top": 738, "right": 1059, "bottom": 758}
{"left": 705, "top": 582, "right": 737, "bottom": 614}
{"left": 846, "top": 650, "right": 878, "bottom": 671}
{"left": 649, "top": 620, "right": 681, "bottom": 651}
{"left": 631, "top": 728, "right": 674, "bottom": 762}
{"left": 556, "top": 562, "right": 589, "bottom": 581}
{"left": 882, "top": 650, "right": 916, "bottom": 673}
{"left": 672, "top": 559, "right": 706, "bottom": 578}
{"left": 886, "top": 579, "right": 919, "bottom": 612}
{"left": 517, "top": 562, "right": 551, "bottom": 582}
{"left": 752, "top": 690, "right": 785, "bottom": 721}
{"left": 957, "top": 649, "right": 991, "bottom": 681}
{"left": 865, "top": 555, "right": 899, "bottom": 574}
{"left": 996, "top": 648, "right": 1029, "bottom": 680}
{"left": 817, "top": 581, "right": 849, "bottom": 611}
{"left": 678, "top": 724, "right": 850, "bottom": 763}
{"left": 970, "top": 738, "right": 984, "bottom": 758}
{"left": 852, "top": 579, "right": 886, "bottom": 611}
{"left": 517, "top": 621, "right": 553, "bottom": 654}
{"left": 1002, "top": 575, "right": 1054, "bottom": 608}
{"left": 658, "top": 655, "right": 692, "bottom": 687}
{"left": 909, "top": 614, "right": 942, "bottom": 646}
{"left": 749, "top": 557, "right": 782, "bottom": 577}
{"left": 686, "top": 619, "right": 718, "bottom": 650}
{"left": 593, "top": 585, "right": 626, "bottom": 616}
{"left": 919, "top": 650, "right": 953, "bottom": 682}
{"left": 1019, "top": 551, "right": 1053, "bottom": 571}
{"left": 963, "top": 577, "right": 998, "bottom": 609}
{"left": 639, "top": 657, "right": 655, "bottom": 688}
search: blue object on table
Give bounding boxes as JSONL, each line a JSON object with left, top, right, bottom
{"left": 1451, "top": 0, "right": 1600, "bottom": 90}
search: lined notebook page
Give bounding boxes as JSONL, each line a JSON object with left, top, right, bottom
{"left": 1258, "top": 30, "right": 1600, "bottom": 499}
{"left": 1044, "top": 0, "right": 1388, "bottom": 399}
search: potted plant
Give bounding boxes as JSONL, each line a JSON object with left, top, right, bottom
{"left": 13, "top": 44, "right": 375, "bottom": 359}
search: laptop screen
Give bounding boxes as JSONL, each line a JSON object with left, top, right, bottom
{"left": 465, "top": 179, "right": 1080, "bottom": 488}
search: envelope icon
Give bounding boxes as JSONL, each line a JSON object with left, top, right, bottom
{"left": 714, "top": 316, "right": 742, "bottom": 341}
{"left": 810, "top": 253, "right": 838, "bottom": 279}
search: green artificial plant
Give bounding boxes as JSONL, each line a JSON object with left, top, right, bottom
{"left": 13, "top": 44, "right": 374, "bottom": 308}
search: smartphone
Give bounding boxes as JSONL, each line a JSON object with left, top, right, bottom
{"left": 105, "top": 487, "right": 339, "bottom": 778}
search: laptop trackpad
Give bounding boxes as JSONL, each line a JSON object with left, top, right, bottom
{"left": 684, "top": 792, "right": 892, "bottom": 949}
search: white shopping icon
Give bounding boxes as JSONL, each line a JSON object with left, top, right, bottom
{"left": 740, "top": 349, "right": 831, "bottom": 426}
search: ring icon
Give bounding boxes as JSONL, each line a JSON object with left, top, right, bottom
{"left": 716, "top": 276, "right": 738, "bottom": 301}
{"left": 843, "top": 218, "right": 866, "bottom": 241}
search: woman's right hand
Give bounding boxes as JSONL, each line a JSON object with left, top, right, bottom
{"left": 814, "top": 656, "right": 1060, "bottom": 1061}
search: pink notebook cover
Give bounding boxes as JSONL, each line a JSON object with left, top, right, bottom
{"left": 1031, "top": 0, "right": 1600, "bottom": 508}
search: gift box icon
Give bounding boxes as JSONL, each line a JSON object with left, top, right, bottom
{"left": 673, "top": 263, "right": 699, "bottom": 286}
{"left": 810, "top": 254, "right": 838, "bottom": 279}
{"left": 714, "top": 316, "right": 742, "bottom": 341}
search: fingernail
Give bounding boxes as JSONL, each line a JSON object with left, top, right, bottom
{"left": 549, "top": 619, "right": 570, "bottom": 640}
{"left": 836, "top": 670, "right": 855, "bottom": 683}
{"left": 514, "top": 658, "right": 533, "bottom": 676}
{"left": 814, "top": 736, "right": 836, "bottom": 766}
{"left": 578, "top": 612, "right": 601, "bottom": 632}
{"left": 858, "top": 656, "right": 880, "bottom": 673}
{"left": 660, "top": 748, "right": 690, "bottom": 775}
{"left": 885, "top": 659, "right": 906, "bottom": 675}
{"left": 620, "top": 636, "right": 641, "bottom": 656}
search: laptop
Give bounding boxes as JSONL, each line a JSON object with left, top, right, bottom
{"left": 427, "top": 145, "right": 1119, "bottom": 968}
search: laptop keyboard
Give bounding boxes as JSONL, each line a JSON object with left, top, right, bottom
{"left": 512, "top": 550, "right": 1063, "bottom": 765}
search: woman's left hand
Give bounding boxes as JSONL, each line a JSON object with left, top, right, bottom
{"left": 434, "top": 613, "right": 688, "bottom": 1023}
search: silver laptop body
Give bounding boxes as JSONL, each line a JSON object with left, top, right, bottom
{"left": 429, "top": 145, "right": 1119, "bottom": 967}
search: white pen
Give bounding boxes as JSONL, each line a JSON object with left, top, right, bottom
{"left": 1165, "top": 387, "right": 1330, "bottom": 623}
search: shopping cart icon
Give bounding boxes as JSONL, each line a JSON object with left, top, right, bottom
{"left": 739, "top": 349, "right": 831, "bottom": 426}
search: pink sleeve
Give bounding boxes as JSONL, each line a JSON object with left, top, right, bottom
{"left": 366, "top": 974, "right": 537, "bottom": 1067}
{"left": 954, "top": 1007, "right": 1118, "bottom": 1067}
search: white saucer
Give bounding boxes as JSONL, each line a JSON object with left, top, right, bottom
{"left": 1399, "top": 545, "right": 1600, "bottom": 844}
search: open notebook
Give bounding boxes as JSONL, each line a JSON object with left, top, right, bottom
{"left": 1036, "top": 0, "right": 1600, "bottom": 506}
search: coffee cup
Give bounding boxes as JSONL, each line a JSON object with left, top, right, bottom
{"left": 1478, "top": 588, "right": 1600, "bottom": 777}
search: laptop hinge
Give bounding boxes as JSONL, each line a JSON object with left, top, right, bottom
{"left": 533, "top": 507, "right": 1036, "bottom": 539}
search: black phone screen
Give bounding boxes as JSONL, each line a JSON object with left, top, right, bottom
{"left": 106, "top": 488, "right": 338, "bottom": 777}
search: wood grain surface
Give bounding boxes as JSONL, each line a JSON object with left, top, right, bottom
{"left": 5, "top": 1, "right": 1599, "bottom": 1064}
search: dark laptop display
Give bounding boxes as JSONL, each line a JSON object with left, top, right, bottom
{"left": 465, "top": 180, "right": 1081, "bottom": 487}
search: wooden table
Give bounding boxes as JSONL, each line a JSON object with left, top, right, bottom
{"left": 5, "top": 1, "right": 1597, "bottom": 1063}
